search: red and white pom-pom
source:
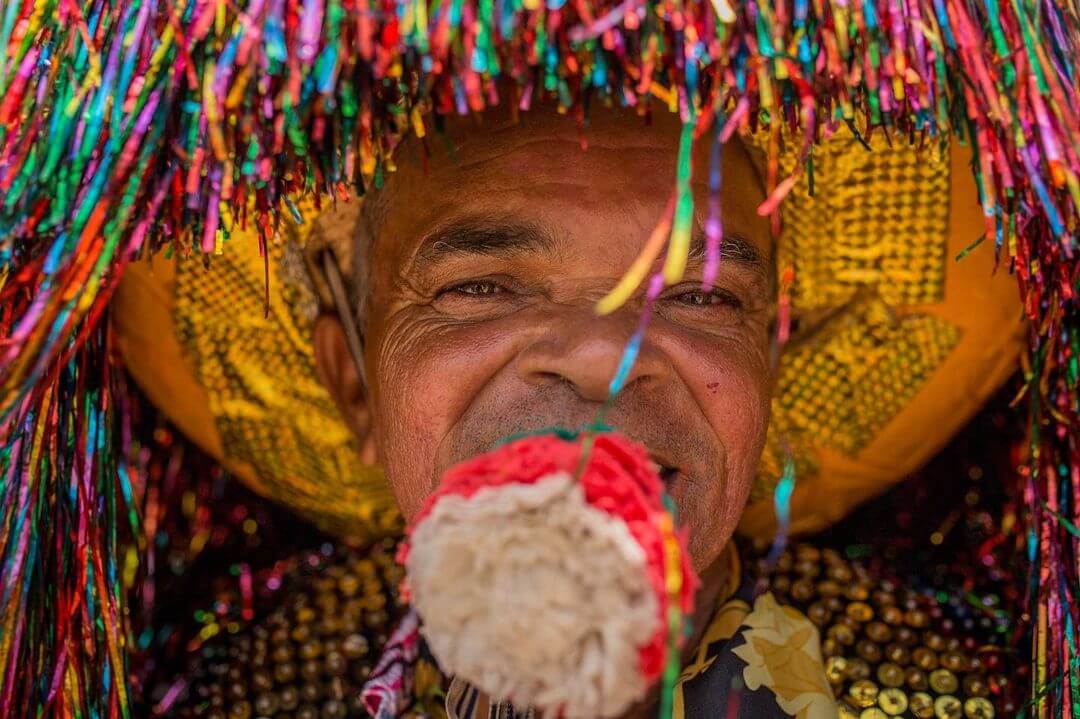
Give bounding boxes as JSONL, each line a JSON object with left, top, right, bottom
{"left": 399, "top": 432, "right": 699, "bottom": 719}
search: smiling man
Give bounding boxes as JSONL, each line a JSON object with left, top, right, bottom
{"left": 304, "top": 104, "right": 831, "bottom": 719}
{"left": 127, "top": 100, "right": 1015, "bottom": 719}
{"left": 314, "top": 107, "right": 772, "bottom": 566}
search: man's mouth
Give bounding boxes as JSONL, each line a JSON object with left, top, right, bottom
{"left": 648, "top": 452, "right": 681, "bottom": 486}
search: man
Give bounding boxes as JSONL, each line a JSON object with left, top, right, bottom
{"left": 313, "top": 106, "right": 772, "bottom": 581}
{"left": 225, "top": 102, "right": 991, "bottom": 719}
{"left": 98, "top": 94, "right": 1014, "bottom": 719}
{"left": 311, "top": 104, "right": 804, "bottom": 717}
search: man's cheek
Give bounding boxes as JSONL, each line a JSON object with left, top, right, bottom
{"left": 698, "top": 363, "right": 770, "bottom": 436}
{"left": 374, "top": 360, "right": 452, "bottom": 519}
{"left": 372, "top": 325, "right": 517, "bottom": 516}
{"left": 676, "top": 478, "right": 749, "bottom": 572}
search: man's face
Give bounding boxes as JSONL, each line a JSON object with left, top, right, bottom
{"left": 316, "top": 106, "right": 773, "bottom": 570}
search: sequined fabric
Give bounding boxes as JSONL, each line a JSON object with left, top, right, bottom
{"left": 753, "top": 134, "right": 959, "bottom": 499}
{"left": 761, "top": 545, "right": 1008, "bottom": 718}
{"left": 169, "top": 538, "right": 1011, "bottom": 719}
{"left": 172, "top": 540, "right": 409, "bottom": 719}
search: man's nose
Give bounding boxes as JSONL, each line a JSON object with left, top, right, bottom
{"left": 515, "top": 308, "right": 671, "bottom": 403}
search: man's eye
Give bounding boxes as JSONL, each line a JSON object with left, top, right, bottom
{"left": 447, "top": 280, "right": 505, "bottom": 296}
{"left": 673, "top": 289, "right": 743, "bottom": 309}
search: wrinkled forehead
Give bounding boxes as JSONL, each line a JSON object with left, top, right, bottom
{"left": 362, "top": 104, "right": 772, "bottom": 275}
{"left": 391, "top": 104, "right": 765, "bottom": 201}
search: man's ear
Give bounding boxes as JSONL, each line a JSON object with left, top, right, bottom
{"left": 313, "top": 314, "right": 378, "bottom": 464}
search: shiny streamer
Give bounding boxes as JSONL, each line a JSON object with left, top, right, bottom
{"left": 0, "top": 326, "right": 137, "bottom": 719}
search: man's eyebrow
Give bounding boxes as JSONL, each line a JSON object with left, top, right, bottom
{"left": 686, "top": 228, "right": 768, "bottom": 272}
{"left": 411, "top": 217, "right": 560, "bottom": 267}
{"left": 407, "top": 215, "right": 768, "bottom": 278}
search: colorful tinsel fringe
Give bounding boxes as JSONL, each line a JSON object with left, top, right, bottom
{"left": 0, "top": 327, "right": 136, "bottom": 718}
{"left": 0, "top": 0, "right": 1078, "bottom": 714}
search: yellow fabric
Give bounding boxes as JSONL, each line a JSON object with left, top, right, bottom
{"left": 729, "top": 593, "right": 837, "bottom": 718}
{"left": 739, "top": 135, "right": 1024, "bottom": 538}
{"left": 114, "top": 208, "right": 401, "bottom": 539}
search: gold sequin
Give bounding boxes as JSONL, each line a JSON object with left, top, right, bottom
{"left": 913, "top": 647, "right": 939, "bottom": 670}
{"left": 838, "top": 702, "right": 861, "bottom": 719}
{"left": 906, "top": 667, "right": 930, "bottom": 691}
{"left": 934, "top": 695, "right": 962, "bottom": 719}
{"left": 941, "top": 650, "right": 969, "bottom": 672}
{"left": 929, "top": 668, "right": 959, "bottom": 694}
{"left": 876, "top": 662, "right": 905, "bottom": 688}
{"left": 877, "top": 688, "right": 909, "bottom": 715}
{"left": 857, "top": 640, "right": 883, "bottom": 663}
{"left": 847, "top": 602, "right": 874, "bottom": 622}
{"left": 963, "top": 697, "right": 996, "bottom": 719}
{"left": 792, "top": 579, "right": 817, "bottom": 602}
{"left": 905, "top": 610, "right": 930, "bottom": 628}
{"left": 884, "top": 643, "right": 910, "bottom": 664}
{"left": 866, "top": 622, "right": 892, "bottom": 643}
{"left": 808, "top": 601, "right": 832, "bottom": 626}
{"left": 873, "top": 591, "right": 897, "bottom": 607}
{"left": 826, "top": 656, "right": 849, "bottom": 684}
{"left": 819, "top": 580, "right": 843, "bottom": 597}
{"left": 849, "top": 680, "right": 880, "bottom": 708}
{"left": 962, "top": 673, "right": 990, "bottom": 697}
{"left": 881, "top": 606, "right": 904, "bottom": 626}
{"left": 829, "top": 623, "right": 857, "bottom": 646}
{"left": 830, "top": 564, "right": 854, "bottom": 583}
{"left": 896, "top": 627, "right": 918, "bottom": 646}
{"left": 860, "top": 709, "right": 888, "bottom": 719}
{"left": 846, "top": 584, "right": 872, "bottom": 602}
{"left": 910, "top": 692, "right": 935, "bottom": 718}
{"left": 846, "top": 658, "right": 872, "bottom": 681}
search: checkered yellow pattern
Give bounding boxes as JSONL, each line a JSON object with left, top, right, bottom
{"left": 774, "top": 133, "right": 951, "bottom": 311}
{"left": 752, "top": 134, "right": 960, "bottom": 499}
{"left": 767, "top": 300, "right": 960, "bottom": 467}
{"left": 174, "top": 217, "right": 401, "bottom": 538}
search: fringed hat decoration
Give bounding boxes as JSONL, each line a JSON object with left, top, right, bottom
{"left": 400, "top": 430, "right": 697, "bottom": 719}
{"left": 0, "top": 0, "right": 1078, "bottom": 712}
